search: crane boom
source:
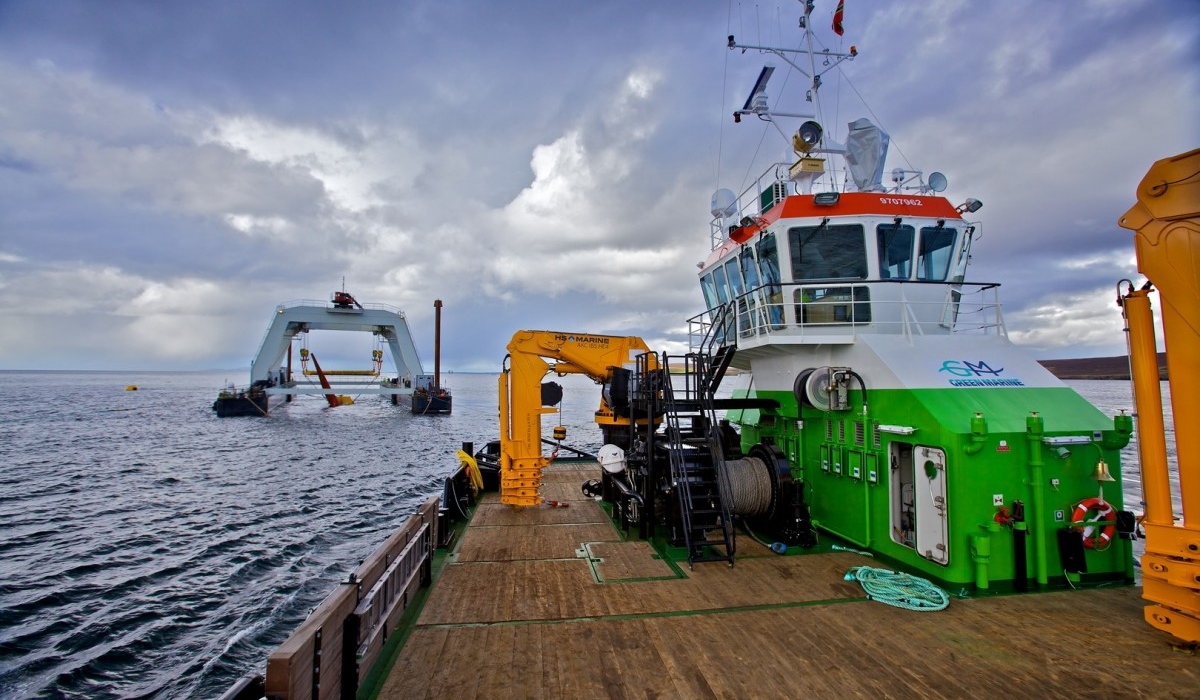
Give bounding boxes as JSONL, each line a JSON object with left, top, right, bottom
{"left": 499, "top": 330, "right": 658, "bottom": 506}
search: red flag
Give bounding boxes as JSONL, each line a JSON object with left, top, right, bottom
{"left": 833, "top": 0, "right": 845, "bottom": 36}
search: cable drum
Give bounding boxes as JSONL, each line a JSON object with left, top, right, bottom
{"left": 719, "top": 456, "right": 774, "bottom": 516}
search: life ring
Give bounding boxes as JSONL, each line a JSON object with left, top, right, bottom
{"left": 1071, "top": 498, "right": 1116, "bottom": 549}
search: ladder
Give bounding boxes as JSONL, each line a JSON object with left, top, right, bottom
{"left": 658, "top": 305, "right": 739, "bottom": 567}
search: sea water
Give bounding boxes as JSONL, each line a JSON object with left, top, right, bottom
{"left": 0, "top": 373, "right": 1179, "bottom": 699}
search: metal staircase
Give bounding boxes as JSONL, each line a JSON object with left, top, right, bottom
{"left": 657, "top": 305, "right": 740, "bottom": 567}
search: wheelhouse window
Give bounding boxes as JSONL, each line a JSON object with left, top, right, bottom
{"left": 700, "top": 273, "right": 719, "bottom": 311}
{"left": 757, "top": 234, "right": 781, "bottom": 290}
{"left": 794, "top": 285, "right": 872, "bottom": 324}
{"left": 789, "top": 224, "right": 867, "bottom": 280}
{"left": 756, "top": 233, "right": 784, "bottom": 329}
{"left": 712, "top": 265, "right": 730, "bottom": 303}
{"left": 916, "top": 226, "right": 958, "bottom": 281}
{"left": 702, "top": 265, "right": 733, "bottom": 343}
{"left": 877, "top": 223, "right": 915, "bottom": 280}
{"left": 724, "top": 258, "right": 745, "bottom": 297}
{"left": 725, "top": 257, "right": 754, "bottom": 334}
{"left": 739, "top": 246, "right": 760, "bottom": 292}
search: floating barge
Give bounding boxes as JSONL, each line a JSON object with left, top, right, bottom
{"left": 214, "top": 292, "right": 441, "bottom": 416}
{"left": 212, "top": 383, "right": 269, "bottom": 417}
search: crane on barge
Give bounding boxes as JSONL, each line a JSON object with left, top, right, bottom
{"left": 214, "top": 290, "right": 439, "bottom": 416}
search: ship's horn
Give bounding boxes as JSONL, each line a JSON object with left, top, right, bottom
{"left": 1090, "top": 459, "right": 1116, "bottom": 482}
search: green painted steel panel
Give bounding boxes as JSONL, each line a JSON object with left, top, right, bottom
{"left": 729, "top": 384, "right": 1132, "bottom": 589}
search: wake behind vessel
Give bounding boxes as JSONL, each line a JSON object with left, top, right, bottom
{"left": 221, "top": 4, "right": 1197, "bottom": 698}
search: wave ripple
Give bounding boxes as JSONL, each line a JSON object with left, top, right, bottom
{"left": 0, "top": 371, "right": 526, "bottom": 699}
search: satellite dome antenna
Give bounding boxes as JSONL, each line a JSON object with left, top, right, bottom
{"left": 711, "top": 188, "right": 738, "bottom": 219}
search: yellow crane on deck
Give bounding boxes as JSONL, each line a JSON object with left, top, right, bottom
{"left": 498, "top": 330, "right": 659, "bottom": 507}
{"left": 1118, "top": 147, "right": 1200, "bottom": 643}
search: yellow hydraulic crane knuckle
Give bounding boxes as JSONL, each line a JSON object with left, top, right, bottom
{"left": 1121, "top": 148, "right": 1200, "bottom": 644}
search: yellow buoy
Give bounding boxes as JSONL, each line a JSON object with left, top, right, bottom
{"left": 338, "top": 395, "right": 354, "bottom": 405}
{"left": 125, "top": 385, "right": 138, "bottom": 391}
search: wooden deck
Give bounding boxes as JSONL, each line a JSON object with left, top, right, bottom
{"left": 376, "top": 464, "right": 1198, "bottom": 699}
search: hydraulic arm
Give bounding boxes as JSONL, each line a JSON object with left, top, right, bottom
{"left": 498, "top": 330, "right": 657, "bottom": 506}
{"left": 1118, "top": 147, "right": 1200, "bottom": 643}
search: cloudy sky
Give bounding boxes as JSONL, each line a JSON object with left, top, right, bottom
{"left": 0, "top": 0, "right": 1195, "bottom": 373}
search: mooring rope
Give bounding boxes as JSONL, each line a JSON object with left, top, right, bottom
{"left": 844, "top": 566, "right": 950, "bottom": 612}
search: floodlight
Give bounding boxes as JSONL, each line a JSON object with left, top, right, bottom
{"left": 792, "top": 120, "right": 823, "bottom": 154}
{"left": 956, "top": 198, "right": 983, "bottom": 214}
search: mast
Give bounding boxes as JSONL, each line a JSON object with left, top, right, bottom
{"left": 433, "top": 299, "right": 442, "bottom": 388}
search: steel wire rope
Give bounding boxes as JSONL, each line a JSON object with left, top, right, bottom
{"left": 716, "top": 1, "right": 733, "bottom": 193}
{"left": 828, "top": 57, "right": 916, "bottom": 174}
{"left": 718, "top": 456, "right": 773, "bottom": 515}
{"left": 721, "top": 2, "right": 798, "bottom": 201}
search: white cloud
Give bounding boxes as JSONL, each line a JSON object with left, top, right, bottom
{"left": 0, "top": 263, "right": 263, "bottom": 367}
{"left": 199, "top": 116, "right": 427, "bottom": 213}
{"left": 0, "top": 0, "right": 1195, "bottom": 370}
{"left": 1007, "top": 286, "right": 1129, "bottom": 351}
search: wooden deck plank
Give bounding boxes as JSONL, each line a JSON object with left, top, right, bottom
{"left": 377, "top": 464, "right": 1198, "bottom": 699}
{"left": 470, "top": 500, "right": 609, "bottom": 527}
{"left": 382, "top": 588, "right": 1198, "bottom": 699}
{"left": 588, "top": 541, "right": 675, "bottom": 580}
{"left": 419, "top": 551, "right": 868, "bottom": 626}
{"left": 457, "top": 522, "right": 617, "bottom": 562}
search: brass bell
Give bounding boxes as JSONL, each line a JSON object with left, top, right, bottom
{"left": 1091, "top": 459, "right": 1116, "bottom": 482}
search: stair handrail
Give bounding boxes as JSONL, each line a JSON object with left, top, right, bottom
{"left": 696, "top": 350, "right": 736, "bottom": 564}
{"left": 658, "top": 352, "right": 701, "bottom": 561}
{"left": 697, "top": 302, "right": 739, "bottom": 563}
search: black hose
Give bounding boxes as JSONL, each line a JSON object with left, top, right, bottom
{"left": 446, "top": 477, "right": 471, "bottom": 521}
{"left": 847, "top": 370, "right": 868, "bottom": 413}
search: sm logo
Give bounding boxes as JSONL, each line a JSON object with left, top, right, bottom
{"left": 939, "top": 360, "right": 1005, "bottom": 377}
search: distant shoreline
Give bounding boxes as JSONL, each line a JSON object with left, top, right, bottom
{"left": 1038, "top": 352, "right": 1168, "bottom": 381}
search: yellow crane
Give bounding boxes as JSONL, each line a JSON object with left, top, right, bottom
{"left": 1118, "top": 147, "right": 1200, "bottom": 643}
{"left": 498, "top": 330, "right": 659, "bottom": 506}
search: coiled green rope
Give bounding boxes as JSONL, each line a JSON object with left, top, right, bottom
{"left": 844, "top": 566, "right": 950, "bottom": 611}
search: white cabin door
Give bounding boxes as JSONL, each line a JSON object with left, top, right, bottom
{"left": 914, "top": 446, "right": 949, "bottom": 565}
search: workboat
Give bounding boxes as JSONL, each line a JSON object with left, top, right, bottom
{"left": 220, "top": 5, "right": 1198, "bottom": 698}
{"left": 213, "top": 290, "right": 442, "bottom": 416}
